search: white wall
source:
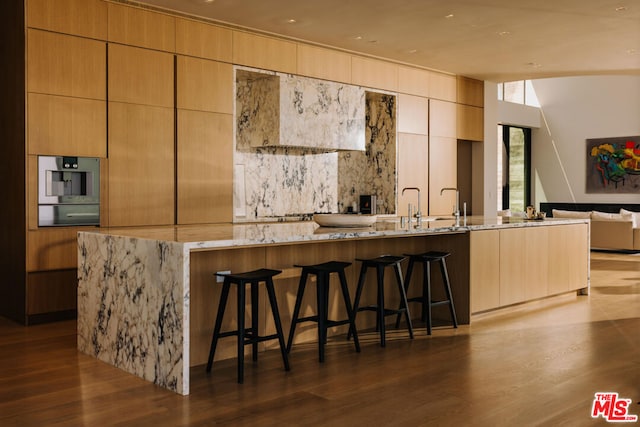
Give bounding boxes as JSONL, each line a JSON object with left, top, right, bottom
{"left": 482, "top": 81, "right": 498, "bottom": 217}
{"left": 531, "top": 75, "right": 640, "bottom": 205}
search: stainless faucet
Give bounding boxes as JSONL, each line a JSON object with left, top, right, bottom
{"left": 440, "top": 187, "right": 460, "bottom": 220}
{"left": 402, "top": 187, "right": 421, "bottom": 227}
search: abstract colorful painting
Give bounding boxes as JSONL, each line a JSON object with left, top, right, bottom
{"left": 587, "top": 136, "right": 640, "bottom": 193}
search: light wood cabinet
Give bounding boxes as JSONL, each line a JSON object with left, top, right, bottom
{"left": 296, "top": 44, "right": 352, "bottom": 83}
{"left": 457, "top": 104, "right": 484, "bottom": 142}
{"left": 351, "top": 56, "right": 398, "bottom": 91}
{"left": 429, "top": 72, "right": 457, "bottom": 102}
{"left": 177, "top": 110, "right": 233, "bottom": 224}
{"left": 27, "top": 93, "right": 106, "bottom": 156}
{"left": 397, "top": 133, "right": 428, "bottom": 217}
{"left": 524, "top": 227, "right": 549, "bottom": 300}
{"left": 27, "top": 0, "right": 107, "bottom": 40}
{"left": 27, "top": 29, "right": 106, "bottom": 100}
{"left": 175, "top": 18, "right": 232, "bottom": 62}
{"left": 499, "top": 228, "right": 526, "bottom": 305}
{"left": 457, "top": 76, "right": 484, "bottom": 107}
{"left": 428, "top": 136, "right": 457, "bottom": 216}
{"left": 398, "top": 94, "right": 429, "bottom": 135}
{"left": 398, "top": 66, "right": 430, "bottom": 98}
{"left": 470, "top": 230, "right": 500, "bottom": 312}
{"left": 177, "top": 56, "right": 233, "bottom": 114}
{"left": 108, "top": 102, "right": 174, "bottom": 227}
{"left": 548, "top": 224, "right": 589, "bottom": 295}
{"left": 232, "top": 31, "right": 297, "bottom": 73}
{"left": 27, "top": 270, "right": 78, "bottom": 316}
{"left": 469, "top": 224, "right": 588, "bottom": 314}
{"left": 107, "top": 2, "right": 175, "bottom": 52}
{"left": 27, "top": 228, "right": 79, "bottom": 271}
{"left": 108, "top": 44, "right": 174, "bottom": 108}
{"left": 429, "top": 99, "right": 457, "bottom": 138}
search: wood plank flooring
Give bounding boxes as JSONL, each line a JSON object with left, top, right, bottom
{"left": 1, "top": 251, "right": 638, "bottom": 426}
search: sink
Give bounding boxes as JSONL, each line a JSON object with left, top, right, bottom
{"left": 313, "top": 213, "right": 378, "bottom": 228}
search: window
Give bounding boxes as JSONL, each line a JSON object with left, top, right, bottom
{"left": 497, "top": 80, "right": 540, "bottom": 107}
{"left": 497, "top": 125, "right": 531, "bottom": 212}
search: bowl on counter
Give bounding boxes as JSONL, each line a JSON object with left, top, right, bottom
{"left": 313, "top": 213, "right": 378, "bottom": 228}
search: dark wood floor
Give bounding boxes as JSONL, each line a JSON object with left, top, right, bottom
{"left": 1, "top": 251, "right": 639, "bottom": 426}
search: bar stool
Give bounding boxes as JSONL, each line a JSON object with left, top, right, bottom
{"left": 286, "top": 261, "right": 360, "bottom": 362}
{"left": 350, "top": 255, "right": 414, "bottom": 347}
{"left": 206, "top": 268, "right": 290, "bottom": 384}
{"left": 396, "top": 251, "right": 458, "bottom": 335}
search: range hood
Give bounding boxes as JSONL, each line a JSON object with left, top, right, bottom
{"left": 236, "top": 69, "right": 365, "bottom": 151}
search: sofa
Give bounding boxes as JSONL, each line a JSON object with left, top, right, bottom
{"left": 542, "top": 204, "right": 640, "bottom": 251}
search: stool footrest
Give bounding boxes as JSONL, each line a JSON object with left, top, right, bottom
{"left": 293, "top": 316, "right": 352, "bottom": 328}
{"left": 243, "top": 333, "right": 280, "bottom": 344}
{"left": 357, "top": 305, "right": 408, "bottom": 317}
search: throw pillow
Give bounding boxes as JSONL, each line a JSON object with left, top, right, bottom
{"left": 591, "top": 211, "right": 624, "bottom": 221}
{"left": 620, "top": 208, "right": 640, "bottom": 228}
{"left": 551, "top": 209, "right": 591, "bottom": 219}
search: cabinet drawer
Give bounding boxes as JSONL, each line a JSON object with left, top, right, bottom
{"left": 28, "top": 228, "right": 80, "bottom": 271}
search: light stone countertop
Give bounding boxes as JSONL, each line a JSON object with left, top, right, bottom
{"left": 81, "top": 216, "right": 589, "bottom": 251}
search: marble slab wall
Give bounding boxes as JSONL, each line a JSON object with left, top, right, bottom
{"left": 338, "top": 92, "right": 397, "bottom": 214}
{"left": 235, "top": 67, "right": 397, "bottom": 220}
{"left": 77, "top": 232, "right": 189, "bottom": 395}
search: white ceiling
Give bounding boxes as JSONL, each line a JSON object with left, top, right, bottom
{"left": 133, "top": 0, "right": 640, "bottom": 82}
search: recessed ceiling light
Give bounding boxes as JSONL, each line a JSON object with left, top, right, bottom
{"left": 497, "top": 31, "right": 511, "bottom": 36}
{"left": 445, "top": 14, "right": 454, "bottom": 19}
{"left": 627, "top": 48, "right": 638, "bottom": 55}
{"left": 615, "top": 6, "right": 627, "bottom": 11}
{"left": 353, "top": 35, "right": 363, "bottom": 40}
{"left": 203, "top": 0, "right": 214, "bottom": 3}
{"left": 286, "top": 18, "right": 297, "bottom": 24}
{"left": 407, "top": 49, "right": 418, "bottom": 54}
{"left": 527, "top": 62, "right": 542, "bottom": 68}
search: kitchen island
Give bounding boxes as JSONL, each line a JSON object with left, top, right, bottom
{"left": 77, "top": 216, "right": 589, "bottom": 395}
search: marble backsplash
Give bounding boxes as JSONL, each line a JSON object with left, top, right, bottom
{"left": 235, "top": 67, "right": 396, "bottom": 220}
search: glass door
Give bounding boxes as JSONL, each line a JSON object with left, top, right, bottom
{"left": 497, "top": 125, "right": 531, "bottom": 212}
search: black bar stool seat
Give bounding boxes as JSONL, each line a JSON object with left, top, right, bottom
{"left": 396, "top": 251, "right": 458, "bottom": 335}
{"left": 350, "top": 255, "right": 414, "bottom": 347}
{"left": 286, "top": 261, "right": 360, "bottom": 362}
{"left": 206, "top": 268, "right": 290, "bottom": 384}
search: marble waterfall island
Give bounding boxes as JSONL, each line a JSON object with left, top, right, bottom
{"left": 77, "top": 234, "right": 189, "bottom": 395}
{"left": 77, "top": 218, "right": 589, "bottom": 396}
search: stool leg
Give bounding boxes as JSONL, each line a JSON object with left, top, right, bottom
{"left": 395, "top": 257, "right": 415, "bottom": 328}
{"left": 425, "top": 262, "right": 432, "bottom": 335}
{"left": 338, "top": 268, "right": 360, "bottom": 353}
{"left": 250, "top": 281, "right": 259, "bottom": 362}
{"left": 420, "top": 261, "right": 428, "bottom": 322}
{"left": 236, "top": 280, "right": 246, "bottom": 384}
{"left": 265, "top": 278, "right": 290, "bottom": 371}
{"left": 393, "top": 262, "right": 413, "bottom": 339}
{"left": 206, "top": 281, "right": 230, "bottom": 373}
{"left": 348, "top": 263, "right": 368, "bottom": 341}
{"left": 316, "top": 272, "right": 327, "bottom": 362}
{"left": 286, "top": 271, "right": 308, "bottom": 354}
{"left": 376, "top": 264, "right": 386, "bottom": 347}
{"left": 440, "top": 258, "right": 458, "bottom": 328}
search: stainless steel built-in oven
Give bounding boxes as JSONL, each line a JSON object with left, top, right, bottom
{"left": 38, "top": 156, "right": 100, "bottom": 227}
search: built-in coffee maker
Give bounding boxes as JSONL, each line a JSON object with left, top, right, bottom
{"left": 38, "top": 156, "right": 100, "bottom": 226}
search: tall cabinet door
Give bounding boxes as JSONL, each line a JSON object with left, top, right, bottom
{"left": 177, "top": 110, "right": 232, "bottom": 224}
{"left": 107, "top": 44, "right": 175, "bottom": 226}
{"left": 429, "top": 99, "right": 457, "bottom": 216}
{"left": 108, "top": 103, "right": 175, "bottom": 226}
